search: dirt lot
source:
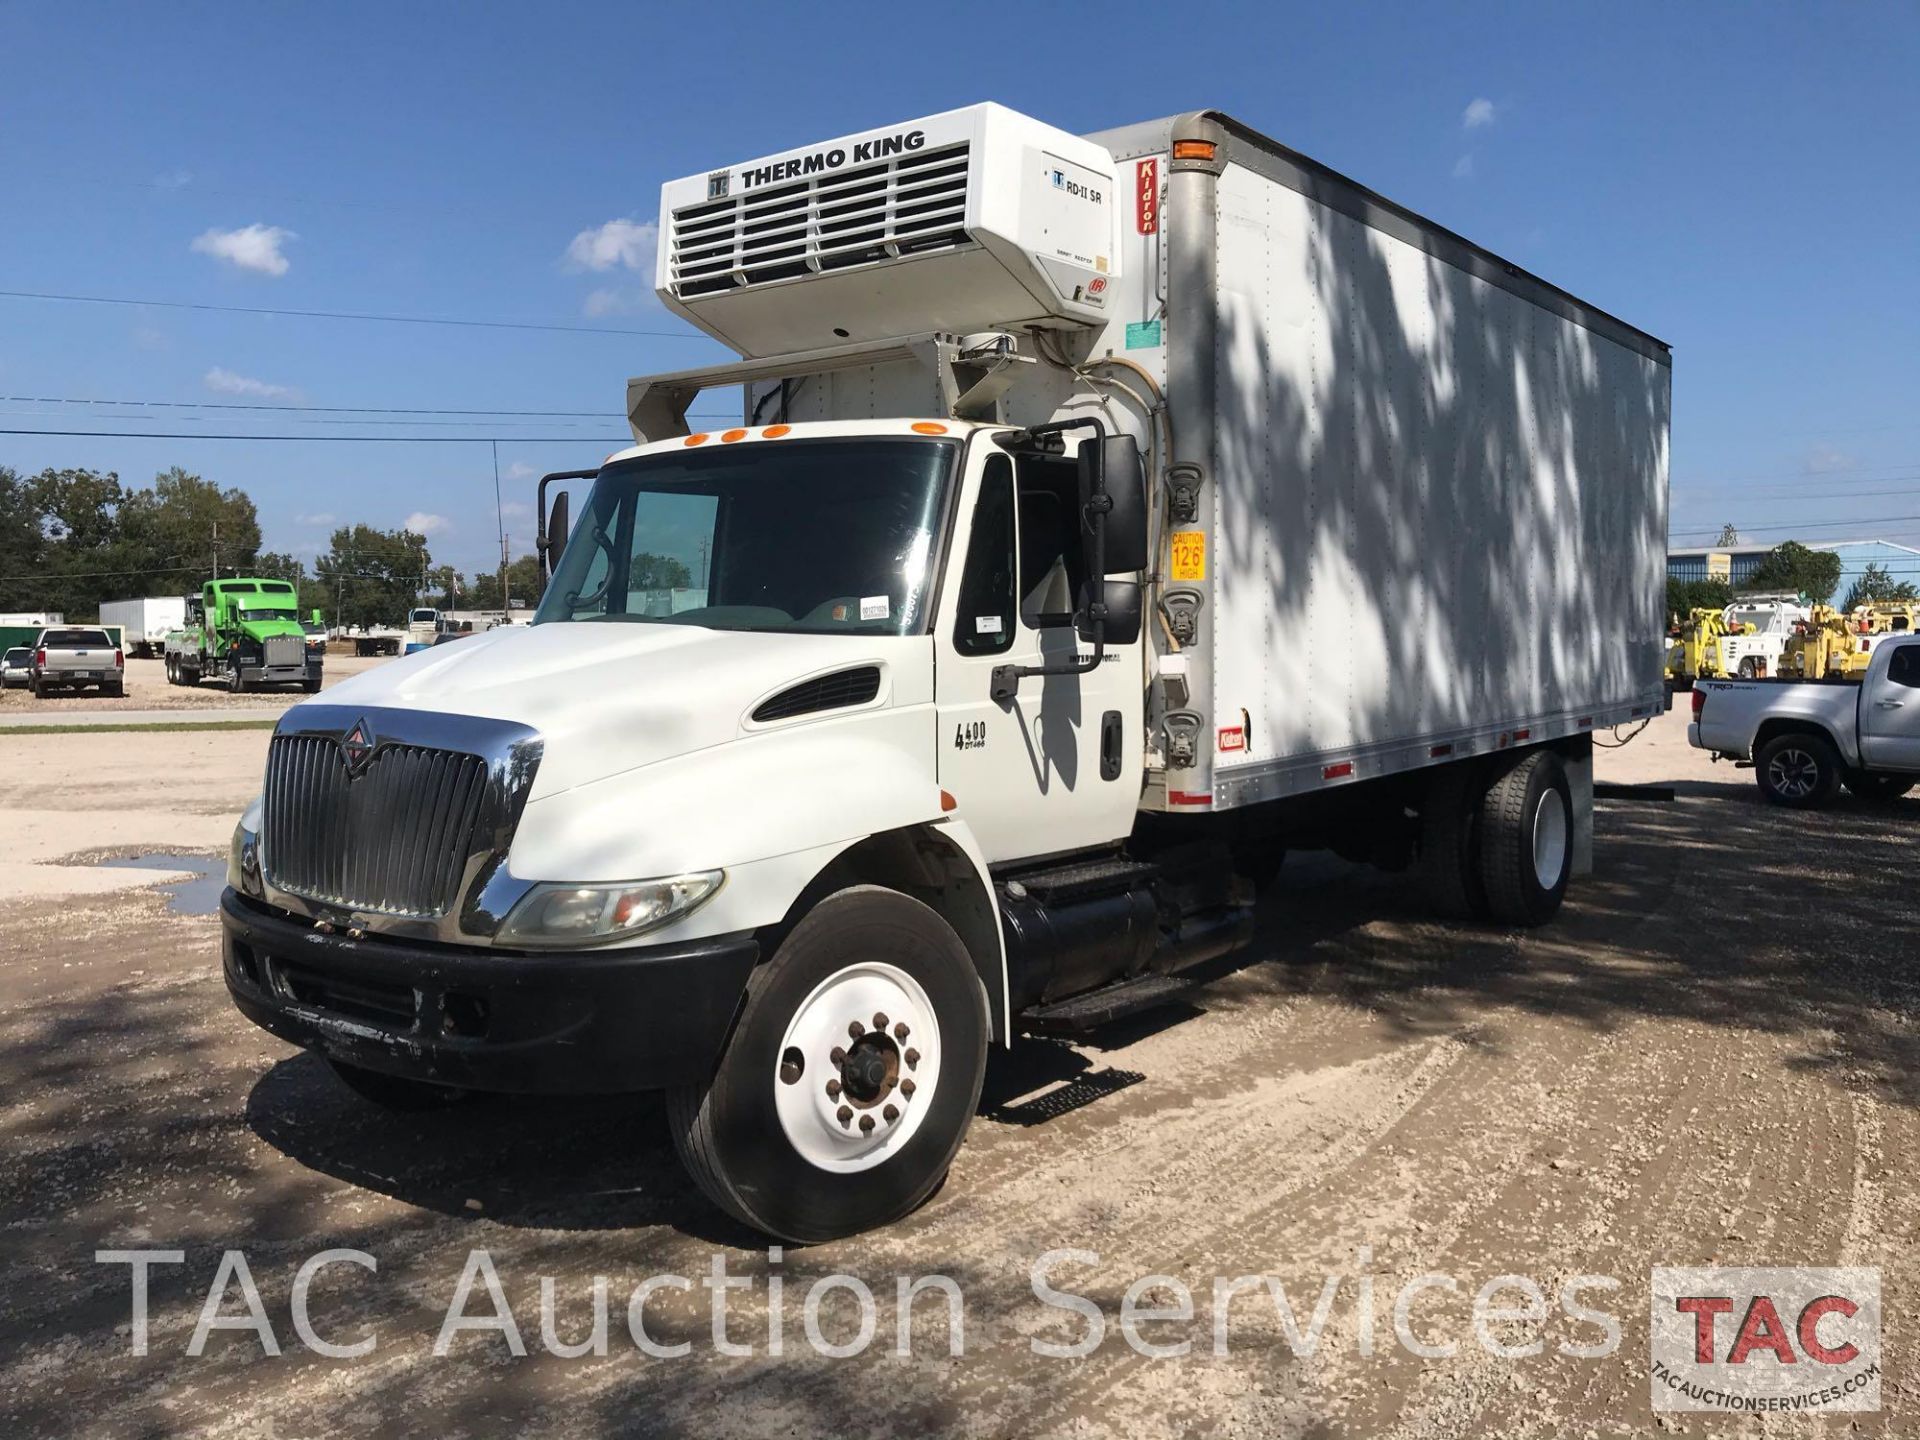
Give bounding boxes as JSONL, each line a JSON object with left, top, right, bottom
{"left": 0, "top": 649, "right": 394, "bottom": 715}
{"left": 1, "top": 708, "right": 1914, "bottom": 1437}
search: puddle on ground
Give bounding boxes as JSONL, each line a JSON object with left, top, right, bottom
{"left": 99, "top": 853, "right": 226, "bottom": 916}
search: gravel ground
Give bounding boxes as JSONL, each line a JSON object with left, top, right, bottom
{"left": 1, "top": 706, "right": 1913, "bottom": 1437}
{"left": 0, "top": 650, "right": 395, "bottom": 715}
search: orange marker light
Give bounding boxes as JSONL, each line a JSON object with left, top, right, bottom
{"left": 940, "top": 790, "right": 958, "bottom": 812}
{"left": 1172, "top": 139, "right": 1217, "bottom": 161}
{"left": 683, "top": 432, "right": 709, "bottom": 446}
{"left": 762, "top": 424, "right": 792, "bottom": 438}
{"left": 721, "top": 428, "right": 748, "bottom": 443}
{"left": 911, "top": 421, "right": 948, "bottom": 435}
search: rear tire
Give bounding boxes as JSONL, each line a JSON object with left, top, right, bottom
{"left": 1842, "top": 771, "right": 1914, "bottom": 804}
{"left": 1418, "top": 763, "right": 1489, "bottom": 919}
{"left": 1476, "top": 751, "right": 1573, "bottom": 926}
{"left": 326, "top": 1058, "right": 470, "bottom": 1110}
{"left": 1756, "top": 732, "right": 1842, "bottom": 809}
{"left": 669, "top": 886, "right": 988, "bottom": 1243}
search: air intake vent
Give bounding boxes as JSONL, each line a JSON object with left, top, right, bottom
{"left": 671, "top": 143, "right": 972, "bottom": 299}
{"left": 751, "top": 666, "right": 883, "bottom": 723}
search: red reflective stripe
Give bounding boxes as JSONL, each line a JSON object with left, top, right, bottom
{"left": 1168, "top": 790, "right": 1213, "bottom": 806}
{"left": 1323, "top": 762, "right": 1354, "bottom": 780}
{"left": 1429, "top": 743, "right": 1453, "bottom": 757}
{"left": 1513, "top": 728, "right": 1530, "bottom": 741}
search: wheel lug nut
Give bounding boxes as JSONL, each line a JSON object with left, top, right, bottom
{"left": 894, "top": 1022, "right": 909, "bottom": 1040}
{"left": 904, "top": 1048, "right": 920, "bottom": 1069}
{"left": 848, "top": 1020, "right": 864, "bottom": 1039}
{"left": 883, "top": 1103, "right": 899, "bottom": 1124}
{"left": 858, "top": 1114, "right": 875, "bottom": 1134}
{"left": 837, "top": 1105, "right": 853, "bottom": 1126}
{"left": 900, "top": 1078, "right": 915, "bottom": 1098}
{"left": 873, "top": 1012, "right": 889, "bottom": 1030}
{"left": 825, "top": 1079, "right": 842, "bottom": 1098}
{"left": 829, "top": 1046, "right": 846, "bottom": 1065}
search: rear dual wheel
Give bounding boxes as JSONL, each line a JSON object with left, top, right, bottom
{"left": 670, "top": 886, "right": 988, "bottom": 1243}
{"left": 1420, "top": 751, "right": 1573, "bottom": 926}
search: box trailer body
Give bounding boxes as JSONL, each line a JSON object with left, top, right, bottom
{"left": 99, "top": 596, "right": 189, "bottom": 658}
{"left": 221, "top": 103, "right": 1669, "bottom": 1244}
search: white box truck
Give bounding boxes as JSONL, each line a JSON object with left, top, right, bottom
{"left": 221, "top": 103, "right": 1670, "bottom": 1241}
{"left": 98, "top": 595, "right": 188, "bottom": 658}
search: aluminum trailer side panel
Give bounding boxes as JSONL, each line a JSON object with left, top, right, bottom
{"left": 1195, "top": 150, "right": 1670, "bottom": 807}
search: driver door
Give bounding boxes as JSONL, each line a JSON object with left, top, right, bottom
{"left": 934, "top": 445, "right": 1141, "bottom": 865}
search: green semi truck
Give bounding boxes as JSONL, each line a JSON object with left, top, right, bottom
{"left": 164, "top": 579, "right": 323, "bottom": 694}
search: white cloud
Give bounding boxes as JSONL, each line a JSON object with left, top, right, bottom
{"left": 191, "top": 223, "right": 295, "bottom": 276}
{"left": 205, "top": 366, "right": 298, "bottom": 400}
{"left": 1804, "top": 445, "right": 1856, "bottom": 475}
{"left": 566, "top": 218, "right": 657, "bottom": 273}
{"left": 1452, "top": 154, "right": 1476, "bottom": 180}
{"left": 499, "top": 500, "right": 533, "bottom": 519}
{"left": 295, "top": 512, "right": 335, "bottom": 526}
{"left": 1463, "top": 97, "right": 1497, "bottom": 130}
{"left": 501, "top": 463, "right": 536, "bottom": 483}
{"left": 404, "top": 512, "right": 452, "bottom": 537}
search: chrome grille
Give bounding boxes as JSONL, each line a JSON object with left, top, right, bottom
{"left": 265, "top": 634, "right": 304, "bottom": 669}
{"left": 670, "top": 141, "right": 972, "bottom": 298}
{"left": 262, "top": 734, "right": 490, "bottom": 918}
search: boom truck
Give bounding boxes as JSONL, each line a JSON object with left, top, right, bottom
{"left": 166, "top": 578, "right": 323, "bottom": 693}
{"left": 220, "top": 104, "right": 1670, "bottom": 1241}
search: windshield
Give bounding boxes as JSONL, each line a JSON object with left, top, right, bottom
{"left": 535, "top": 438, "right": 955, "bottom": 635}
{"left": 237, "top": 603, "right": 296, "bottom": 620}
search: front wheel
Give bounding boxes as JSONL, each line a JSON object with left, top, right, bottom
{"left": 228, "top": 666, "right": 246, "bottom": 695}
{"left": 1756, "top": 733, "right": 1842, "bottom": 808}
{"left": 669, "top": 886, "right": 988, "bottom": 1243}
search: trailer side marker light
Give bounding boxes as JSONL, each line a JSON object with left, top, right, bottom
{"left": 762, "top": 424, "right": 792, "bottom": 439}
{"left": 1169, "top": 790, "right": 1212, "bottom": 806}
{"left": 1172, "top": 140, "right": 1218, "bottom": 161}
{"left": 721, "top": 428, "right": 748, "bottom": 443}
{"left": 1323, "top": 761, "right": 1354, "bottom": 780}
{"left": 1430, "top": 743, "right": 1454, "bottom": 758}
{"left": 911, "top": 422, "right": 949, "bottom": 435}
{"left": 1577, "top": 716, "right": 1593, "bottom": 728}
{"left": 1513, "top": 728, "right": 1531, "bottom": 742}
{"left": 940, "top": 790, "right": 958, "bottom": 813}
{"left": 683, "top": 432, "right": 709, "bottom": 446}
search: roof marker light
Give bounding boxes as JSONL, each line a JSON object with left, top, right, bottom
{"left": 683, "top": 432, "right": 709, "bottom": 447}
{"left": 911, "top": 422, "right": 948, "bottom": 435}
{"left": 762, "top": 424, "right": 792, "bottom": 439}
{"left": 721, "top": 428, "right": 748, "bottom": 443}
{"left": 1173, "top": 140, "right": 1218, "bottom": 161}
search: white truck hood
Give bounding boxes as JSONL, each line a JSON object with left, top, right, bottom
{"left": 302, "top": 621, "right": 925, "bottom": 800}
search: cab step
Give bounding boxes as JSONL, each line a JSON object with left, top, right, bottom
{"left": 1017, "top": 972, "right": 1195, "bottom": 1035}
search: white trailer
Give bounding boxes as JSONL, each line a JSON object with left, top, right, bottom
{"left": 98, "top": 596, "right": 188, "bottom": 658}
{"left": 221, "top": 103, "right": 1669, "bottom": 1243}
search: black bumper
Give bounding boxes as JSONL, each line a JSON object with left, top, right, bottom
{"left": 221, "top": 889, "right": 758, "bottom": 1094}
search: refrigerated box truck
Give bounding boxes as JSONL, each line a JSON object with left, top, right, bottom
{"left": 220, "top": 103, "right": 1670, "bottom": 1241}
{"left": 99, "top": 595, "right": 189, "bottom": 659}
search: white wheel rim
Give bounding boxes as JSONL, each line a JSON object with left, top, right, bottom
{"left": 1531, "top": 789, "right": 1568, "bottom": 889}
{"left": 773, "top": 961, "right": 942, "bottom": 1174}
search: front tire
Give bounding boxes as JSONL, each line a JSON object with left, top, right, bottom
{"left": 1756, "top": 733, "right": 1842, "bottom": 808}
{"left": 670, "top": 886, "right": 988, "bottom": 1243}
{"left": 1476, "top": 751, "right": 1573, "bottom": 926}
{"left": 228, "top": 666, "right": 246, "bottom": 695}
{"left": 1843, "top": 771, "right": 1914, "bottom": 804}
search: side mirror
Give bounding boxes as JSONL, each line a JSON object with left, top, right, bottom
{"left": 547, "top": 491, "right": 570, "bottom": 566}
{"left": 1079, "top": 434, "right": 1149, "bottom": 575}
{"left": 537, "top": 468, "right": 596, "bottom": 578}
{"left": 1077, "top": 579, "right": 1142, "bottom": 646}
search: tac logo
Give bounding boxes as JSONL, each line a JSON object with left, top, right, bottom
{"left": 1650, "top": 1267, "right": 1880, "bottom": 1413}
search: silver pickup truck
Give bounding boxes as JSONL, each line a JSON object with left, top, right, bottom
{"left": 30, "top": 626, "right": 125, "bottom": 698}
{"left": 1689, "top": 634, "right": 1920, "bottom": 806}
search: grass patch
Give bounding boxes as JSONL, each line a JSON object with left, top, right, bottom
{"left": 0, "top": 719, "right": 278, "bottom": 736}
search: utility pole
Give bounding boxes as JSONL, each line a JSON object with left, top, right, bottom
{"left": 211, "top": 521, "right": 220, "bottom": 581}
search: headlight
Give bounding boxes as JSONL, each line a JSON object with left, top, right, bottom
{"left": 229, "top": 797, "right": 264, "bottom": 897}
{"left": 497, "top": 871, "right": 723, "bottom": 948}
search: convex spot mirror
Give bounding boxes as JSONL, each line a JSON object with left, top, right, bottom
{"left": 1076, "top": 579, "right": 1143, "bottom": 646}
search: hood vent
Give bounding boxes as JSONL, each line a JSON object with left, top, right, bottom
{"left": 751, "top": 666, "right": 883, "bottom": 723}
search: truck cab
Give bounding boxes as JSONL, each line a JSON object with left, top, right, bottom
{"left": 167, "top": 579, "right": 322, "bottom": 693}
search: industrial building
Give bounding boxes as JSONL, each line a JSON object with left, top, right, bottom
{"left": 1667, "top": 537, "right": 1920, "bottom": 601}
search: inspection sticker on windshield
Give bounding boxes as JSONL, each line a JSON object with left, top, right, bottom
{"left": 1170, "top": 530, "right": 1206, "bottom": 581}
{"left": 860, "top": 595, "right": 890, "bottom": 621}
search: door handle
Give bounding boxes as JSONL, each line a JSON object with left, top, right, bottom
{"left": 1876, "top": 699, "right": 1904, "bottom": 708}
{"left": 1100, "top": 710, "right": 1124, "bottom": 781}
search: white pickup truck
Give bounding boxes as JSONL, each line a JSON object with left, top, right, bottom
{"left": 1689, "top": 634, "right": 1920, "bottom": 805}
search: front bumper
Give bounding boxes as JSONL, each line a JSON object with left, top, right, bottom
{"left": 242, "top": 663, "right": 312, "bottom": 684}
{"left": 221, "top": 888, "right": 758, "bottom": 1094}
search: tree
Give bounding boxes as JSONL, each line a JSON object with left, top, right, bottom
{"left": 0, "top": 467, "right": 47, "bottom": 606}
{"left": 1739, "top": 541, "right": 1842, "bottom": 604}
{"left": 466, "top": 554, "right": 547, "bottom": 612}
{"left": 631, "top": 552, "right": 692, "bottom": 590}
{"left": 117, "top": 467, "right": 262, "bottom": 586}
{"left": 313, "top": 525, "right": 431, "bottom": 630}
{"left": 1716, "top": 523, "right": 1741, "bottom": 546}
{"left": 1841, "top": 562, "right": 1920, "bottom": 612}
{"left": 26, "top": 468, "right": 131, "bottom": 616}
{"left": 1667, "top": 577, "right": 1732, "bottom": 626}
{"left": 426, "top": 564, "right": 463, "bottom": 611}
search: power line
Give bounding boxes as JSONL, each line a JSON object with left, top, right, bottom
{"left": 3, "top": 393, "right": 613, "bottom": 418}
{"left": 0, "top": 289, "right": 710, "bottom": 340}
{"left": 0, "top": 428, "right": 628, "bottom": 443}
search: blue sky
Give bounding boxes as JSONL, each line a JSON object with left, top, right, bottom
{"left": 3, "top": 1, "right": 1918, "bottom": 579}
